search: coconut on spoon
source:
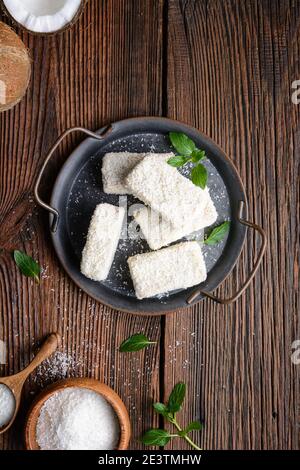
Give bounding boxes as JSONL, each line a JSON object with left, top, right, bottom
{"left": 0, "top": 333, "right": 60, "bottom": 434}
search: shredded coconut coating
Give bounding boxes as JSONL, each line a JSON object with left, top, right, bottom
{"left": 126, "top": 154, "right": 210, "bottom": 228}
{"left": 133, "top": 193, "right": 217, "bottom": 250}
{"left": 36, "top": 387, "right": 120, "bottom": 450}
{"left": 102, "top": 152, "right": 146, "bottom": 194}
{"left": 81, "top": 203, "right": 125, "bottom": 281}
{"left": 102, "top": 152, "right": 174, "bottom": 194}
{"left": 128, "top": 241, "right": 207, "bottom": 299}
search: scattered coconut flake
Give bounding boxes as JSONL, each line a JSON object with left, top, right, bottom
{"left": 33, "top": 352, "right": 81, "bottom": 387}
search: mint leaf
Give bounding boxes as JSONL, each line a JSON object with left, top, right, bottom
{"left": 204, "top": 221, "right": 230, "bottom": 245}
{"left": 13, "top": 250, "right": 41, "bottom": 283}
{"left": 191, "top": 163, "right": 207, "bottom": 189}
{"left": 169, "top": 132, "right": 196, "bottom": 156}
{"left": 141, "top": 381, "right": 202, "bottom": 450}
{"left": 191, "top": 149, "right": 206, "bottom": 163}
{"left": 168, "top": 133, "right": 209, "bottom": 189}
{"left": 167, "top": 155, "right": 188, "bottom": 167}
{"left": 140, "top": 429, "right": 172, "bottom": 447}
{"left": 119, "top": 334, "right": 156, "bottom": 352}
{"left": 168, "top": 382, "right": 186, "bottom": 413}
{"left": 153, "top": 403, "right": 169, "bottom": 416}
{"left": 184, "top": 421, "right": 203, "bottom": 434}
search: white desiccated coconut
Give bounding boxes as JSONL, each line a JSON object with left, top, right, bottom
{"left": 0, "top": 384, "right": 15, "bottom": 427}
{"left": 133, "top": 193, "right": 217, "bottom": 250}
{"left": 36, "top": 387, "right": 120, "bottom": 450}
{"left": 81, "top": 203, "right": 125, "bottom": 282}
{"left": 101, "top": 152, "right": 174, "bottom": 194}
{"left": 127, "top": 241, "right": 207, "bottom": 299}
{"left": 125, "top": 154, "right": 210, "bottom": 228}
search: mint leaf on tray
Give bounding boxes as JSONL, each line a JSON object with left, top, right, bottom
{"left": 204, "top": 221, "right": 230, "bottom": 245}
{"left": 168, "top": 132, "right": 208, "bottom": 189}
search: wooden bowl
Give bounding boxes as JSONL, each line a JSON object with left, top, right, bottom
{"left": 24, "top": 378, "right": 131, "bottom": 450}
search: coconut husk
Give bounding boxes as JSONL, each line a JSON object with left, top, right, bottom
{"left": 0, "top": 21, "right": 31, "bottom": 112}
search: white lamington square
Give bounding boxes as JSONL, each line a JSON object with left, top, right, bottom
{"left": 102, "top": 152, "right": 145, "bottom": 194}
{"left": 128, "top": 241, "right": 207, "bottom": 299}
{"left": 125, "top": 154, "right": 209, "bottom": 228}
{"left": 133, "top": 193, "right": 217, "bottom": 250}
{"left": 102, "top": 152, "right": 174, "bottom": 194}
{"left": 81, "top": 203, "right": 125, "bottom": 282}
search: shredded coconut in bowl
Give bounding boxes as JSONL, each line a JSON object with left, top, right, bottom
{"left": 36, "top": 387, "right": 120, "bottom": 450}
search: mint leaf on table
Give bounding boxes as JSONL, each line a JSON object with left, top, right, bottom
{"left": 13, "top": 250, "right": 41, "bottom": 283}
{"left": 153, "top": 403, "right": 170, "bottom": 418}
{"left": 169, "top": 132, "right": 196, "bottom": 156}
{"left": 141, "top": 382, "right": 202, "bottom": 450}
{"left": 184, "top": 421, "right": 203, "bottom": 434}
{"left": 119, "top": 333, "right": 156, "bottom": 352}
{"left": 168, "top": 132, "right": 208, "bottom": 189}
{"left": 140, "top": 429, "right": 172, "bottom": 446}
{"left": 167, "top": 155, "right": 189, "bottom": 167}
{"left": 191, "top": 163, "right": 207, "bottom": 189}
{"left": 167, "top": 382, "right": 186, "bottom": 413}
{"left": 204, "top": 221, "right": 230, "bottom": 245}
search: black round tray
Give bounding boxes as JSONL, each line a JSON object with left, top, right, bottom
{"left": 35, "top": 117, "right": 266, "bottom": 315}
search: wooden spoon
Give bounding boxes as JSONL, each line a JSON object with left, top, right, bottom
{"left": 0, "top": 332, "right": 60, "bottom": 434}
{"left": 25, "top": 377, "right": 131, "bottom": 450}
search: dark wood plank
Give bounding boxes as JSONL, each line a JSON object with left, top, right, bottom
{"left": 0, "top": 0, "right": 163, "bottom": 450}
{"left": 164, "top": 0, "right": 299, "bottom": 450}
{"left": 0, "top": 0, "right": 299, "bottom": 452}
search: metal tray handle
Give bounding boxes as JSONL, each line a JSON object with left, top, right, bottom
{"left": 34, "top": 126, "right": 112, "bottom": 232}
{"left": 187, "top": 201, "right": 267, "bottom": 305}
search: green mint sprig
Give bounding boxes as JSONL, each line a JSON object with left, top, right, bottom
{"left": 13, "top": 250, "right": 41, "bottom": 283}
{"left": 140, "top": 382, "right": 202, "bottom": 450}
{"left": 168, "top": 132, "right": 207, "bottom": 189}
{"left": 204, "top": 221, "right": 230, "bottom": 245}
{"left": 119, "top": 333, "right": 156, "bottom": 352}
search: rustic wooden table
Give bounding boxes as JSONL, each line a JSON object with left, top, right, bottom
{"left": 0, "top": 0, "right": 299, "bottom": 450}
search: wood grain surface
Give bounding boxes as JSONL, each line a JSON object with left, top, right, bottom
{"left": 0, "top": 0, "right": 299, "bottom": 450}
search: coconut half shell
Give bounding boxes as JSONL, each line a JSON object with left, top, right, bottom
{"left": 1, "top": 0, "right": 87, "bottom": 36}
{"left": 0, "top": 22, "right": 31, "bottom": 112}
